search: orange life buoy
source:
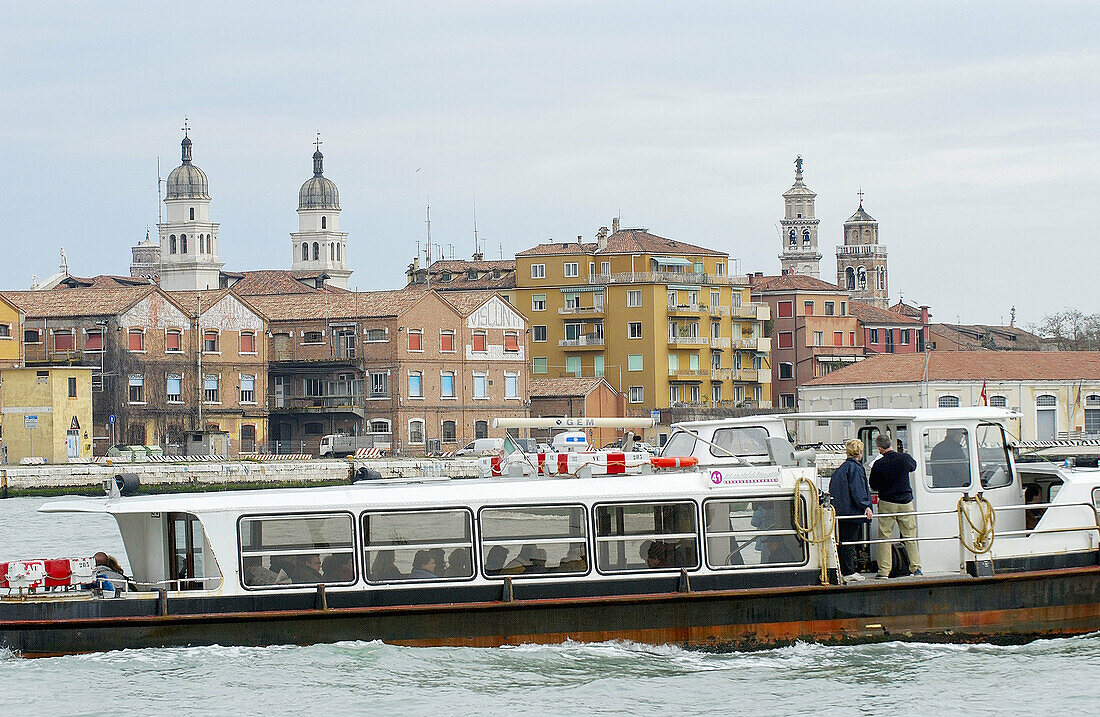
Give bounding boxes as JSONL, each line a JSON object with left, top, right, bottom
{"left": 650, "top": 456, "right": 698, "bottom": 468}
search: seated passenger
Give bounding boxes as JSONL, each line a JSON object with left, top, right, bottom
{"left": 502, "top": 544, "right": 539, "bottom": 574}
{"left": 484, "top": 546, "right": 508, "bottom": 575}
{"left": 269, "top": 555, "right": 297, "bottom": 584}
{"left": 556, "top": 544, "right": 587, "bottom": 573}
{"left": 930, "top": 429, "right": 970, "bottom": 487}
{"left": 429, "top": 548, "right": 446, "bottom": 575}
{"left": 322, "top": 554, "right": 355, "bottom": 582}
{"left": 243, "top": 557, "right": 279, "bottom": 586}
{"left": 526, "top": 548, "right": 548, "bottom": 574}
{"left": 446, "top": 548, "right": 472, "bottom": 578}
{"left": 93, "top": 552, "right": 129, "bottom": 593}
{"left": 409, "top": 550, "right": 438, "bottom": 579}
{"left": 1025, "top": 484, "right": 1045, "bottom": 531}
{"left": 289, "top": 554, "right": 324, "bottom": 584}
{"left": 642, "top": 540, "right": 671, "bottom": 568}
{"left": 370, "top": 550, "right": 403, "bottom": 582}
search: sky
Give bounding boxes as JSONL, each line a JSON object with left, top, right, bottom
{"left": 2, "top": 1, "right": 1097, "bottom": 328}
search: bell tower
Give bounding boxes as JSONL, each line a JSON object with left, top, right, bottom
{"left": 778, "top": 155, "right": 821, "bottom": 277}
{"left": 291, "top": 134, "right": 351, "bottom": 288}
{"left": 836, "top": 189, "right": 888, "bottom": 308}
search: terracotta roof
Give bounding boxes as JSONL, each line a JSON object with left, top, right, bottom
{"left": 929, "top": 323, "right": 1042, "bottom": 351}
{"left": 517, "top": 241, "right": 597, "bottom": 257}
{"left": 529, "top": 377, "right": 614, "bottom": 398}
{"left": 416, "top": 259, "right": 517, "bottom": 290}
{"left": 228, "top": 270, "right": 344, "bottom": 296}
{"left": 751, "top": 274, "right": 845, "bottom": 293}
{"left": 2, "top": 286, "right": 156, "bottom": 318}
{"left": 56, "top": 275, "right": 150, "bottom": 289}
{"left": 849, "top": 300, "right": 921, "bottom": 326}
{"left": 517, "top": 229, "right": 725, "bottom": 258}
{"left": 246, "top": 288, "right": 429, "bottom": 322}
{"left": 807, "top": 351, "right": 1100, "bottom": 386}
{"left": 889, "top": 300, "right": 925, "bottom": 318}
{"left": 437, "top": 291, "right": 494, "bottom": 314}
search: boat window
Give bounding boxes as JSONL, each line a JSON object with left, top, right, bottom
{"left": 238, "top": 513, "right": 356, "bottom": 588}
{"left": 480, "top": 505, "right": 588, "bottom": 577}
{"left": 662, "top": 431, "right": 697, "bottom": 457}
{"left": 976, "top": 423, "right": 1013, "bottom": 489}
{"left": 923, "top": 427, "right": 973, "bottom": 489}
{"left": 709, "top": 426, "right": 770, "bottom": 458}
{"left": 594, "top": 501, "right": 699, "bottom": 573}
{"left": 703, "top": 498, "right": 806, "bottom": 569}
{"left": 362, "top": 509, "right": 473, "bottom": 583}
{"left": 169, "top": 512, "right": 219, "bottom": 590}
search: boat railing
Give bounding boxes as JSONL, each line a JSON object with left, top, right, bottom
{"left": 132, "top": 576, "right": 225, "bottom": 593}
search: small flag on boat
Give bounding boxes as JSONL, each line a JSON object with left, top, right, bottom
{"left": 980, "top": 381, "right": 987, "bottom": 406}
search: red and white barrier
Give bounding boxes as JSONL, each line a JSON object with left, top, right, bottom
{"left": 1, "top": 557, "right": 95, "bottom": 591}
{"left": 354, "top": 447, "right": 386, "bottom": 458}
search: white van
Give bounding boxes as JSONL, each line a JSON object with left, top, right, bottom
{"left": 455, "top": 438, "right": 506, "bottom": 456}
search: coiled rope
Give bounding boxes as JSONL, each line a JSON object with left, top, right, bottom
{"left": 957, "top": 494, "right": 996, "bottom": 555}
{"left": 793, "top": 475, "right": 838, "bottom": 584}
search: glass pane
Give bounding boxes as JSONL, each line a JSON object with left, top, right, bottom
{"left": 710, "top": 427, "right": 770, "bottom": 457}
{"left": 923, "top": 428, "right": 972, "bottom": 488}
{"left": 363, "top": 510, "right": 471, "bottom": 548}
{"left": 365, "top": 546, "right": 472, "bottom": 582}
{"left": 976, "top": 424, "right": 1012, "bottom": 489}
{"left": 481, "top": 506, "right": 586, "bottom": 540}
{"left": 595, "top": 503, "right": 696, "bottom": 537}
{"left": 239, "top": 514, "right": 354, "bottom": 552}
{"left": 662, "top": 431, "right": 697, "bottom": 457}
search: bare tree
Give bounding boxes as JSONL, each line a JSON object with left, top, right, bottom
{"left": 1033, "top": 310, "right": 1100, "bottom": 350}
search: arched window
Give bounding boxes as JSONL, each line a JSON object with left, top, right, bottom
{"left": 845, "top": 267, "right": 855, "bottom": 290}
{"left": 853, "top": 397, "right": 869, "bottom": 410}
{"left": 802, "top": 229, "right": 811, "bottom": 248}
{"left": 189, "top": 207, "right": 195, "bottom": 220}
{"left": 302, "top": 243, "right": 309, "bottom": 261}
{"left": 1036, "top": 394, "right": 1057, "bottom": 407}
{"left": 321, "top": 216, "right": 327, "bottom": 229}
{"left": 877, "top": 266, "right": 886, "bottom": 290}
{"left": 408, "top": 419, "right": 425, "bottom": 444}
{"left": 369, "top": 419, "right": 391, "bottom": 434}
{"left": 442, "top": 420, "right": 456, "bottom": 442}
{"left": 938, "top": 395, "right": 960, "bottom": 408}
{"left": 475, "top": 421, "right": 488, "bottom": 439}
{"left": 329, "top": 243, "right": 335, "bottom": 260}
{"left": 857, "top": 267, "right": 866, "bottom": 290}
{"left": 336, "top": 243, "right": 341, "bottom": 261}
{"left": 788, "top": 230, "right": 796, "bottom": 246}
{"left": 1036, "top": 394, "right": 1058, "bottom": 440}
{"left": 170, "top": 235, "right": 177, "bottom": 254}
{"left": 312, "top": 242, "right": 319, "bottom": 260}
{"left": 989, "top": 395, "right": 1007, "bottom": 408}
{"left": 180, "top": 235, "right": 187, "bottom": 253}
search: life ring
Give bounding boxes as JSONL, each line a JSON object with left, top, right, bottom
{"left": 650, "top": 456, "right": 698, "bottom": 468}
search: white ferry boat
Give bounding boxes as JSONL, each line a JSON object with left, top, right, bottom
{"left": 1, "top": 408, "right": 1098, "bottom": 657}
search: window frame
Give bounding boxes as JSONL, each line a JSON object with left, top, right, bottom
{"left": 530, "top": 263, "right": 546, "bottom": 279}
{"left": 361, "top": 507, "right": 475, "bottom": 585}
{"left": 237, "top": 511, "right": 357, "bottom": 591}
{"left": 407, "top": 329, "right": 423, "bottom": 352}
{"left": 532, "top": 325, "right": 547, "bottom": 343}
{"left": 127, "top": 329, "right": 145, "bottom": 352}
{"left": 702, "top": 495, "right": 808, "bottom": 570}
{"left": 563, "top": 262, "right": 579, "bottom": 278}
{"left": 478, "top": 503, "right": 590, "bottom": 579}
{"left": 591, "top": 499, "right": 701, "bottom": 575}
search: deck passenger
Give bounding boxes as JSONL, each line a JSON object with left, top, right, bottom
{"left": 829, "top": 439, "right": 874, "bottom": 583}
{"left": 869, "top": 435, "right": 922, "bottom": 578}
{"left": 93, "top": 552, "right": 128, "bottom": 593}
{"left": 370, "top": 550, "right": 403, "bottom": 581}
{"left": 410, "top": 550, "right": 438, "bottom": 579}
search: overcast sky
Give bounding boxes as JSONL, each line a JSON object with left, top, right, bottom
{"left": 2, "top": 2, "right": 1097, "bottom": 327}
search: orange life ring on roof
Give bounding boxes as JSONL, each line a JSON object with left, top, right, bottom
{"left": 650, "top": 456, "right": 698, "bottom": 469}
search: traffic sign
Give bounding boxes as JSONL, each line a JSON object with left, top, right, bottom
{"left": 24, "top": 415, "right": 38, "bottom": 430}
{"left": 108, "top": 414, "right": 115, "bottom": 425}
{"left": 650, "top": 410, "right": 661, "bottom": 424}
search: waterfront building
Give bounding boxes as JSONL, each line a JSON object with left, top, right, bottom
{"left": 798, "top": 350, "right": 1100, "bottom": 443}
{"left": 511, "top": 221, "right": 772, "bottom": 412}
{"left": 0, "top": 366, "right": 94, "bottom": 464}
{"left": 749, "top": 273, "right": 863, "bottom": 409}
{"left": 240, "top": 281, "right": 529, "bottom": 456}
{"left": 778, "top": 156, "right": 822, "bottom": 278}
{"left": 849, "top": 300, "right": 929, "bottom": 355}
{"left": 528, "top": 377, "right": 627, "bottom": 448}
{"left": 157, "top": 130, "right": 224, "bottom": 291}
{"left": 0, "top": 295, "right": 23, "bottom": 369}
{"left": 1, "top": 286, "right": 268, "bottom": 456}
{"left": 406, "top": 257, "right": 516, "bottom": 305}
{"left": 290, "top": 140, "right": 352, "bottom": 288}
{"left": 835, "top": 195, "right": 889, "bottom": 308}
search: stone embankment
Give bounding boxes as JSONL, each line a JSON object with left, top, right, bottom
{"left": 0, "top": 458, "right": 482, "bottom": 497}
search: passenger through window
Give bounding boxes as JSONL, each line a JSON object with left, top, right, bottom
{"left": 239, "top": 513, "right": 355, "bottom": 588}
{"left": 362, "top": 510, "right": 473, "bottom": 583}
{"left": 709, "top": 427, "right": 770, "bottom": 458}
{"left": 595, "top": 502, "right": 698, "bottom": 572}
{"left": 976, "top": 423, "right": 1013, "bottom": 489}
{"left": 480, "top": 505, "right": 588, "bottom": 577}
{"left": 923, "top": 427, "right": 972, "bottom": 489}
{"left": 703, "top": 498, "right": 805, "bottom": 568}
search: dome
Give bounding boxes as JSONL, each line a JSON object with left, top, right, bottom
{"left": 298, "top": 150, "right": 340, "bottom": 210}
{"left": 845, "top": 201, "right": 876, "bottom": 223}
{"left": 166, "top": 136, "right": 210, "bottom": 200}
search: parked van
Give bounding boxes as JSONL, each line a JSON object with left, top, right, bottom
{"left": 456, "top": 438, "right": 506, "bottom": 456}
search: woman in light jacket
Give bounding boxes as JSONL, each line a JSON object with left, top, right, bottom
{"left": 829, "top": 439, "right": 874, "bottom": 582}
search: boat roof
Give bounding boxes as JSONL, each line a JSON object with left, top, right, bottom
{"left": 781, "top": 408, "right": 1020, "bottom": 422}
{"left": 38, "top": 468, "right": 778, "bottom": 517}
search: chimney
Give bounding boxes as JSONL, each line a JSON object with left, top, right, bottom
{"left": 472, "top": 251, "right": 484, "bottom": 261}
{"left": 596, "top": 226, "right": 609, "bottom": 251}
{"left": 612, "top": 217, "right": 620, "bottom": 233}
{"left": 920, "top": 305, "right": 930, "bottom": 325}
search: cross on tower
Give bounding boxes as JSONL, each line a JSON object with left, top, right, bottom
{"left": 181, "top": 117, "right": 190, "bottom": 137}
{"left": 314, "top": 131, "right": 323, "bottom": 152}
{"left": 857, "top": 186, "right": 864, "bottom": 207}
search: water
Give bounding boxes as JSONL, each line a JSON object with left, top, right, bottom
{"left": 2, "top": 496, "right": 1099, "bottom": 716}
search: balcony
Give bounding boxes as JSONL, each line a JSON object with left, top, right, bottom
{"left": 836, "top": 245, "right": 888, "bottom": 258}
{"left": 667, "top": 335, "right": 708, "bottom": 346}
{"left": 709, "top": 305, "right": 731, "bottom": 317}
{"left": 667, "top": 303, "right": 707, "bottom": 315}
{"left": 269, "top": 394, "right": 368, "bottom": 417}
{"left": 559, "top": 334, "right": 605, "bottom": 349}
{"left": 709, "top": 337, "right": 731, "bottom": 349}
{"left": 558, "top": 305, "right": 605, "bottom": 316}
{"left": 736, "top": 337, "right": 770, "bottom": 352}
{"left": 710, "top": 369, "right": 733, "bottom": 380}
{"left": 588, "top": 271, "right": 750, "bottom": 287}
{"left": 732, "top": 302, "right": 771, "bottom": 321}
{"left": 668, "top": 369, "right": 709, "bottom": 379}
{"left": 735, "top": 369, "right": 760, "bottom": 382}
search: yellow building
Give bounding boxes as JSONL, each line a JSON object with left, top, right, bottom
{"left": 0, "top": 367, "right": 94, "bottom": 464}
{"left": 514, "top": 224, "right": 771, "bottom": 411}
{"left": 0, "top": 295, "right": 22, "bottom": 369}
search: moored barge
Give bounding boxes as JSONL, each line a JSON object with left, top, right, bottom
{"left": 2, "top": 408, "right": 1098, "bottom": 656}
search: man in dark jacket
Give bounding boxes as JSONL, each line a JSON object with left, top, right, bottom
{"left": 829, "top": 439, "right": 873, "bottom": 582}
{"left": 869, "top": 434, "right": 921, "bottom": 578}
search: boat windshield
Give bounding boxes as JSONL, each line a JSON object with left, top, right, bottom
{"left": 662, "top": 430, "right": 697, "bottom": 457}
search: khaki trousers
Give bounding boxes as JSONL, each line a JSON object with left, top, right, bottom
{"left": 876, "top": 499, "right": 921, "bottom": 576}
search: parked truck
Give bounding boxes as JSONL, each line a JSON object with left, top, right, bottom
{"left": 318, "top": 434, "right": 390, "bottom": 458}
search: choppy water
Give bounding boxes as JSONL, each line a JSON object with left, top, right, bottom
{"left": 2, "top": 496, "right": 1099, "bottom": 716}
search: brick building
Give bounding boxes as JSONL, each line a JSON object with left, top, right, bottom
{"left": 850, "top": 300, "right": 929, "bottom": 355}
{"left": 528, "top": 377, "right": 627, "bottom": 448}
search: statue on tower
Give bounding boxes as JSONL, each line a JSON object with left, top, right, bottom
{"left": 795, "top": 155, "right": 803, "bottom": 180}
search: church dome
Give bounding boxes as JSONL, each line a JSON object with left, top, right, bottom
{"left": 845, "top": 201, "right": 876, "bottom": 223}
{"left": 298, "top": 149, "right": 340, "bottom": 211}
{"left": 166, "top": 135, "right": 210, "bottom": 200}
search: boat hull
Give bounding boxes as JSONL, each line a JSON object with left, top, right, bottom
{"left": 3, "top": 565, "right": 1099, "bottom": 657}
